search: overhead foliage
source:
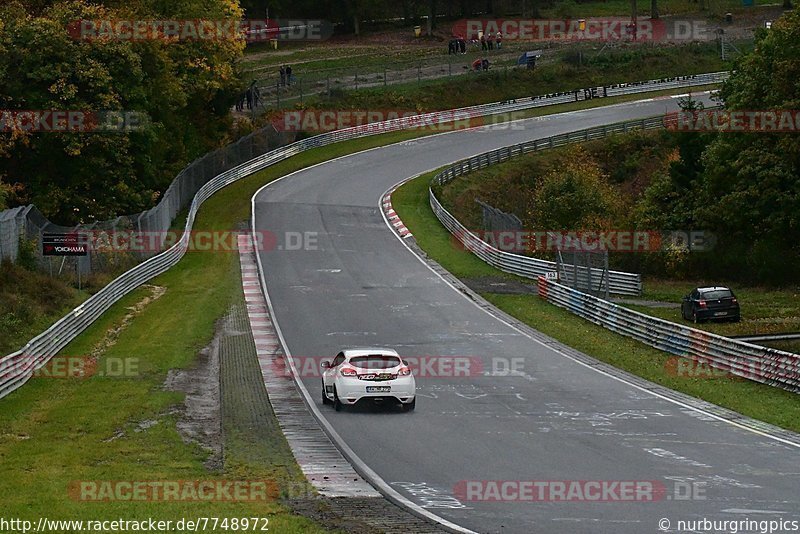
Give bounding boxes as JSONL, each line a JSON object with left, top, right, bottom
{"left": 636, "top": 9, "right": 800, "bottom": 282}
{"left": 527, "top": 146, "right": 623, "bottom": 230}
{"left": 0, "top": 0, "right": 245, "bottom": 223}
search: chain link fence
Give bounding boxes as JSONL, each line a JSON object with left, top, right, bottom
{"left": 475, "top": 199, "right": 522, "bottom": 232}
{"left": 252, "top": 42, "right": 544, "bottom": 110}
{"left": 0, "top": 70, "right": 729, "bottom": 401}
{"left": 0, "top": 125, "right": 292, "bottom": 275}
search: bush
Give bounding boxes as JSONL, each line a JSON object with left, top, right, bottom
{"left": 554, "top": 0, "right": 578, "bottom": 18}
{"left": 16, "top": 238, "right": 38, "bottom": 271}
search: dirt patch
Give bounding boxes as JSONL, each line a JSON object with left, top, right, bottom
{"left": 88, "top": 284, "right": 166, "bottom": 360}
{"left": 163, "top": 315, "right": 224, "bottom": 472}
{"left": 613, "top": 298, "right": 681, "bottom": 309}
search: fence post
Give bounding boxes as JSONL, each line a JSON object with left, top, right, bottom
{"left": 384, "top": 67, "right": 387, "bottom": 87}
{"left": 327, "top": 76, "right": 330, "bottom": 97}
{"left": 355, "top": 70, "right": 358, "bottom": 90}
{"left": 276, "top": 83, "right": 280, "bottom": 109}
{"left": 300, "top": 79, "right": 303, "bottom": 104}
{"left": 418, "top": 64, "right": 421, "bottom": 83}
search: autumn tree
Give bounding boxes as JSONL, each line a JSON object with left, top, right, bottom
{"left": 0, "top": 0, "right": 245, "bottom": 223}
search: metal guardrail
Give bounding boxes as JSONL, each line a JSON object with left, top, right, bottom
{"left": 0, "top": 71, "right": 729, "bottom": 401}
{"left": 731, "top": 333, "right": 800, "bottom": 343}
{"left": 538, "top": 276, "right": 800, "bottom": 393}
{"left": 429, "top": 115, "right": 685, "bottom": 296}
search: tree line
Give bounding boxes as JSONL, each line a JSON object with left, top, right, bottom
{"left": 0, "top": 0, "right": 245, "bottom": 224}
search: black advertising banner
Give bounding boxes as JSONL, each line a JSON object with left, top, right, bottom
{"left": 42, "top": 233, "right": 89, "bottom": 256}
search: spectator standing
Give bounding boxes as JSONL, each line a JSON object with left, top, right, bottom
{"left": 279, "top": 65, "right": 286, "bottom": 86}
{"left": 487, "top": 32, "right": 494, "bottom": 50}
{"left": 286, "top": 65, "right": 293, "bottom": 86}
{"left": 480, "top": 33, "right": 487, "bottom": 50}
{"left": 496, "top": 31, "right": 502, "bottom": 49}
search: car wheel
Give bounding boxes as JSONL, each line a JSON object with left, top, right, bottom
{"left": 333, "top": 386, "right": 344, "bottom": 412}
{"left": 402, "top": 398, "right": 416, "bottom": 412}
{"left": 322, "top": 383, "right": 331, "bottom": 405}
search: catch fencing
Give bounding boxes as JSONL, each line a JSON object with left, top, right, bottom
{"left": 537, "top": 276, "right": 800, "bottom": 393}
{"left": 475, "top": 199, "right": 522, "bottom": 232}
{"left": 0, "top": 126, "right": 290, "bottom": 273}
{"left": 0, "top": 71, "right": 728, "bottom": 400}
{"left": 254, "top": 43, "right": 538, "bottom": 109}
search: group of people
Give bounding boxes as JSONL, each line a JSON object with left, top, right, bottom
{"left": 479, "top": 31, "right": 502, "bottom": 50}
{"left": 448, "top": 32, "right": 503, "bottom": 55}
{"left": 279, "top": 65, "right": 294, "bottom": 86}
{"left": 235, "top": 81, "right": 261, "bottom": 112}
{"left": 448, "top": 38, "right": 467, "bottom": 54}
{"left": 471, "top": 58, "right": 490, "bottom": 71}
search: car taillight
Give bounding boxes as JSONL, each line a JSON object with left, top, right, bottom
{"left": 398, "top": 367, "right": 411, "bottom": 376}
{"left": 698, "top": 300, "right": 707, "bottom": 308}
{"left": 340, "top": 367, "right": 357, "bottom": 377}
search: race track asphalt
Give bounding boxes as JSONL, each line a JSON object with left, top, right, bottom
{"left": 254, "top": 95, "right": 800, "bottom": 533}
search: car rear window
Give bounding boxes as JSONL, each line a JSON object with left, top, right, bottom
{"left": 349, "top": 355, "right": 401, "bottom": 369}
{"left": 701, "top": 289, "right": 733, "bottom": 299}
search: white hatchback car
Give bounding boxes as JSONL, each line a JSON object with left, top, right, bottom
{"left": 321, "top": 348, "right": 416, "bottom": 411}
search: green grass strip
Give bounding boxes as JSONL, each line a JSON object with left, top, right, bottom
{"left": 392, "top": 170, "right": 800, "bottom": 434}
{"left": 0, "top": 85, "right": 732, "bottom": 525}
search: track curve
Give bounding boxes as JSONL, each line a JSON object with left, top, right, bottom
{"left": 254, "top": 96, "right": 800, "bottom": 534}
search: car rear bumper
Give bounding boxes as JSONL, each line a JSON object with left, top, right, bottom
{"left": 335, "top": 377, "right": 416, "bottom": 404}
{"left": 697, "top": 309, "right": 740, "bottom": 321}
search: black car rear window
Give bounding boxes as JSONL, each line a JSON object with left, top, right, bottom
{"left": 701, "top": 289, "right": 733, "bottom": 299}
{"left": 349, "top": 355, "right": 401, "bottom": 369}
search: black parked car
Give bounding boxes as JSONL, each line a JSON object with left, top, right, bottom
{"left": 681, "top": 286, "right": 740, "bottom": 323}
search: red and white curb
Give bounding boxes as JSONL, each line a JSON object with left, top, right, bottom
{"left": 382, "top": 187, "right": 413, "bottom": 239}
{"left": 237, "top": 233, "right": 379, "bottom": 498}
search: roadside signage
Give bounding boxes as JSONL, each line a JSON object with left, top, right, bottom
{"left": 42, "top": 233, "right": 89, "bottom": 256}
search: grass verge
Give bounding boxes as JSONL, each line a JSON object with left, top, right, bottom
{"left": 0, "top": 85, "right": 735, "bottom": 526}
{"left": 392, "top": 169, "right": 800, "bottom": 434}
{"left": 268, "top": 42, "right": 730, "bottom": 111}
{"left": 0, "top": 134, "right": 456, "bottom": 528}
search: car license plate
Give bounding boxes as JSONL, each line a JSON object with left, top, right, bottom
{"left": 714, "top": 311, "right": 728, "bottom": 316}
{"left": 367, "top": 386, "right": 391, "bottom": 392}
{"left": 378, "top": 373, "right": 392, "bottom": 380}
